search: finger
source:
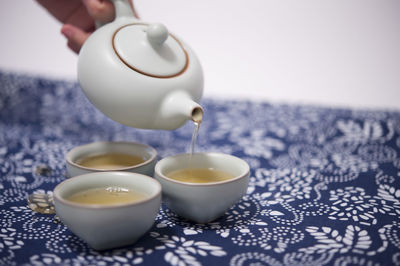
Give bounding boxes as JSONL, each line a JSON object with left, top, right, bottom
{"left": 37, "top": 0, "right": 94, "bottom": 32}
{"left": 67, "top": 40, "right": 83, "bottom": 54}
{"left": 63, "top": 3, "right": 95, "bottom": 32}
{"left": 36, "top": 0, "right": 82, "bottom": 23}
{"left": 82, "top": 0, "right": 115, "bottom": 24}
{"left": 61, "top": 24, "right": 91, "bottom": 54}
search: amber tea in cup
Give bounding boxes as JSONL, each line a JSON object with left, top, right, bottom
{"left": 66, "top": 186, "right": 148, "bottom": 205}
{"left": 75, "top": 152, "right": 145, "bottom": 170}
{"left": 66, "top": 141, "right": 157, "bottom": 177}
{"left": 167, "top": 168, "right": 234, "bottom": 183}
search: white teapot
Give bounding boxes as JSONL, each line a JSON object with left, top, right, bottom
{"left": 78, "top": 0, "right": 203, "bottom": 130}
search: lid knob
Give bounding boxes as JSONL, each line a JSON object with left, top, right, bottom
{"left": 147, "top": 23, "right": 169, "bottom": 46}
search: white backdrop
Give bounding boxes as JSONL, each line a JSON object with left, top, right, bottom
{"left": 1, "top": 0, "right": 399, "bottom": 109}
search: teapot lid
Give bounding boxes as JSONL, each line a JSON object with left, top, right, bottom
{"left": 112, "top": 23, "right": 188, "bottom": 78}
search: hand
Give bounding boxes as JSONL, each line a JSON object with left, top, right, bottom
{"left": 36, "top": 0, "right": 137, "bottom": 54}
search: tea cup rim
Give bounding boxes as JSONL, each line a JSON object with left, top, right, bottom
{"left": 66, "top": 141, "right": 157, "bottom": 172}
{"left": 154, "top": 152, "right": 250, "bottom": 187}
{"left": 53, "top": 171, "right": 162, "bottom": 210}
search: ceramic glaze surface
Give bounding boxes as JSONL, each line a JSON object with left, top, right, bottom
{"left": 154, "top": 153, "right": 250, "bottom": 223}
{"left": 53, "top": 172, "right": 162, "bottom": 250}
{"left": 78, "top": 0, "right": 203, "bottom": 130}
{"left": 66, "top": 141, "right": 157, "bottom": 177}
{"left": 113, "top": 24, "right": 188, "bottom": 77}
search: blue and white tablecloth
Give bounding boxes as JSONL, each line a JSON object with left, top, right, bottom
{"left": 1, "top": 71, "right": 400, "bottom": 265}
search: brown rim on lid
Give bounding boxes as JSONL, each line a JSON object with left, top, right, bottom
{"left": 112, "top": 23, "right": 189, "bottom": 79}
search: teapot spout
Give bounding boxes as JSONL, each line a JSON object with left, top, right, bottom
{"left": 155, "top": 91, "right": 203, "bottom": 130}
{"left": 190, "top": 105, "right": 204, "bottom": 123}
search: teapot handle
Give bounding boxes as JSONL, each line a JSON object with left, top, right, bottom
{"left": 95, "top": 0, "right": 138, "bottom": 28}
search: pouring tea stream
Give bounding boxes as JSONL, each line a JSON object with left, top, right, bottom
{"left": 78, "top": 0, "right": 204, "bottom": 130}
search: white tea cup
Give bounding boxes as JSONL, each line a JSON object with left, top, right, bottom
{"left": 53, "top": 171, "right": 161, "bottom": 250}
{"left": 66, "top": 141, "right": 157, "bottom": 177}
{"left": 154, "top": 152, "right": 250, "bottom": 223}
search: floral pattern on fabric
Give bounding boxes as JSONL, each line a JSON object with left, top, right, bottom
{"left": 0, "top": 71, "right": 399, "bottom": 265}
